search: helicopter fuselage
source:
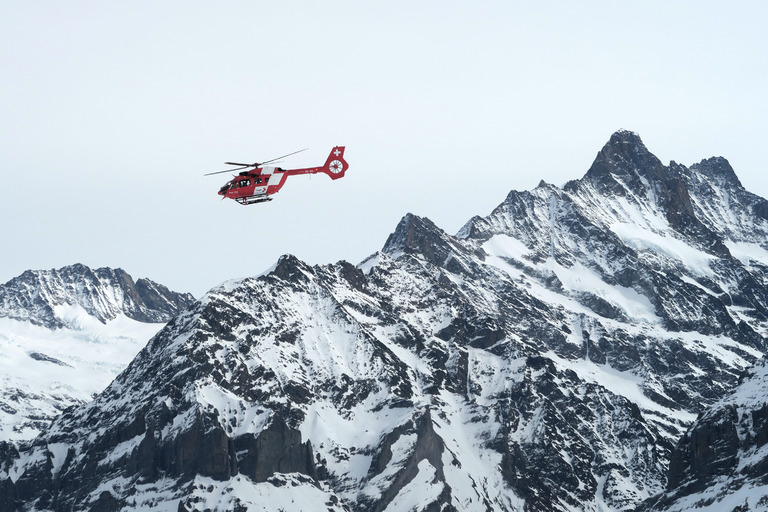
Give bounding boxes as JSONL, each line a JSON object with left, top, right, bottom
{"left": 214, "top": 147, "right": 348, "bottom": 205}
{"left": 218, "top": 166, "right": 278, "bottom": 204}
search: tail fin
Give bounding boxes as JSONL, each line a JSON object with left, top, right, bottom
{"left": 322, "top": 146, "right": 349, "bottom": 180}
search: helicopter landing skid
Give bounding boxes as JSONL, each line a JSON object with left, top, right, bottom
{"left": 235, "top": 195, "right": 273, "bottom": 205}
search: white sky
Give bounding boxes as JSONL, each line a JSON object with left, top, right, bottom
{"left": 1, "top": 1, "right": 766, "bottom": 297}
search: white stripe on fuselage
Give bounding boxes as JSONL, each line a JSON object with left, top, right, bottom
{"left": 254, "top": 166, "right": 276, "bottom": 195}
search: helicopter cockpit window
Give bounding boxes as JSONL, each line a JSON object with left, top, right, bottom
{"left": 238, "top": 179, "right": 250, "bottom": 188}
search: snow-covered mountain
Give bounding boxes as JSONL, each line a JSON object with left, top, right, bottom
{"left": 0, "top": 265, "right": 195, "bottom": 441}
{"left": 3, "top": 131, "right": 768, "bottom": 511}
{"left": 0, "top": 264, "right": 194, "bottom": 329}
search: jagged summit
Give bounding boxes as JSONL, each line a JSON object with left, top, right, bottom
{"left": 601, "top": 128, "right": 647, "bottom": 154}
{"left": 459, "top": 130, "right": 768, "bottom": 265}
{"left": 579, "top": 130, "right": 667, "bottom": 197}
{"left": 576, "top": 131, "right": 743, "bottom": 209}
{"left": 269, "top": 253, "right": 313, "bottom": 283}
{"left": 586, "top": 129, "right": 659, "bottom": 171}
{"left": 0, "top": 264, "right": 195, "bottom": 328}
{"left": 381, "top": 213, "right": 448, "bottom": 258}
{"left": 690, "top": 156, "right": 742, "bottom": 188}
{"left": 382, "top": 213, "right": 481, "bottom": 274}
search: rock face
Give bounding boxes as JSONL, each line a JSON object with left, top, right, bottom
{"left": 3, "top": 131, "right": 768, "bottom": 511}
{"left": 640, "top": 358, "right": 768, "bottom": 511}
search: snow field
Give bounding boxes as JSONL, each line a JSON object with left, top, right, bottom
{"left": 184, "top": 474, "right": 347, "bottom": 512}
{"left": 0, "top": 314, "right": 163, "bottom": 442}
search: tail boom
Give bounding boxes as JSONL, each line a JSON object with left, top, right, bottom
{"left": 265, "top": 146, "right": 348, "bottom": 195}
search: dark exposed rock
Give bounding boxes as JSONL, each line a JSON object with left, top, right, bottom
{"left": 271, "top": 254, "right": 311, "bottom": 283}
{"left": 0, "top": 443, "right": 18, "bottom": 512}
{"left": 582, "top": 130, "right": 667, "bottom": 192}
{"left": 383, "top": 213, "right": 481, "bottom": 274}
{"left": 666, "top": 405, "right": 740, "bottom": 492}
{"left": 234, "top": 416, "right": 316, "bottom": 483}
{"left": 690, "top": 156, "right": 742, "bottom": 188}
{"left": 27, "top": 352, "right": 72, "bottom": 367}
{"left": 641, "top": 360, "right": 768, "bottom": 510}
{"left": 365, "top": 409, "right": 450, "bottom": 512}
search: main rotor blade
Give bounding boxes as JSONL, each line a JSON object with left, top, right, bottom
{"left": 204, "top": 148, "right": 308, "bottom": 176}
{"left": 259, "top": 148, "right": 308, "bottom": 166}
{"left": 204, "top": 165, "right": 250, "bottom": 176}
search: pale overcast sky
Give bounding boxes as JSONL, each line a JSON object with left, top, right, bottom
{"left": 1, "top": 1, "right": 766, "bottom": 296}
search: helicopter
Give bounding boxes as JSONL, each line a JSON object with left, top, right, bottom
{"left": 205, "top": 147, "right": 348, "bottom": 205}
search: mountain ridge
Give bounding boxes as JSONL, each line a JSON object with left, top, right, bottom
{"left": 3, "top": 131, "right": 768, "bottom": 511}
{"left": 0, "top": 263, "right": 195, "bottom": 329}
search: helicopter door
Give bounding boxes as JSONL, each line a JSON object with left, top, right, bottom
{"left": 254, "top": 168, "right": 272, "bottom": 195}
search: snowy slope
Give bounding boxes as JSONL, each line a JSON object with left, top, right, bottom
{"left": 3, "top": 132, "right": 768, "bottom": 511}
{"left": 0, "top": 265, "right": 194, "bottom": 442}
{"left": 0, "top": 314, "right": 164, "bottom": 442}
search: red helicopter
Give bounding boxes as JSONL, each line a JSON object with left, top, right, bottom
{"left": 205, "top": 147, "right": 349, "bottom": 205}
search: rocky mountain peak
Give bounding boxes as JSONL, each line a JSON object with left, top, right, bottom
{"left": 0, "top": 264, "right": 195, "bottom": 328}
{"left": 381, "top": 213, "right": 435, "bottom": 255}
{"left": 581, "top": 130, "right": 666, "bottom": 194}
{"left": 382, "top": 213, "right": 480, "bottom": 274}
{"left": 690, "top": 156, "right": 742, "bottom": 188}
{"left": 578, "top": 132, "right": 741, "bottom": 213}
{"left": 270, "top": 253, "right": 314, "bottom": 283}
{"left": 576, "top": 130, "right": 669, "bottom": 208}
{"left": 0, "top": 265, "right": 193, "bottom": 444}
{"left": 605, "top": 128, "right": 646, "bottom": 150}
{"left": 559, "top": 132, "right": 741, "bottom": 259}
{"left": 381, "top": 213, "right": 450, "bottom": 262}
